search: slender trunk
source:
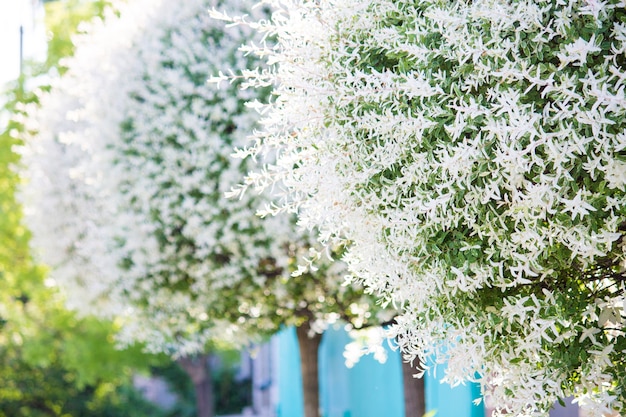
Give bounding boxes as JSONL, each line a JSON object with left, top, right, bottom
{"left": 296, "top": 324, "right": 323, "bottom": 417}
{"left": 401, "top": 358, "right": 426, "bottom": 417}
{"left": 178, "top": 354, "right": 215, "bottom": 417}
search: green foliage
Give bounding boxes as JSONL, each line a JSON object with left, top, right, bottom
{"left": 43, "top": 0, "right": 111, "bottom": 72}
{"left": 0, "top": 344, "right": 165, "bottom": 417}
{"left": 150, "top": 352, "right": 253, "bottom": 417}
{"left": 212, "top": 365, "right": 252, "bottom": 415}
{"left": 150, "top": 362, "right": 196, "bottom": 417}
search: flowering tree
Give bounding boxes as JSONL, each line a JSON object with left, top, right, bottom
{"left": 222, "top": 0, "right": 626, "bottom": 416}
{"left": 18, "top": 1, "right": 383, "bottom": 416}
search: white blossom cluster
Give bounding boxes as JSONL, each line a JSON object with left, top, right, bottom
{"left": 224, "top": 0, "right": 626, "bottom": 415}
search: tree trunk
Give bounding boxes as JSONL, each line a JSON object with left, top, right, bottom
{"left": 402, "top": 358, "right": 426, "bottom": 417}
{"left": 296, "top": 324, "right": 323, "bottom": 417}
{"left": 178, "top": 354, "right": 215, "bottom": 417}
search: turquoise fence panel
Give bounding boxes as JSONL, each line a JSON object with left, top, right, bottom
{"left": 319, "top": 327, "right": 351, "bottom": 417}
{"left": 277, "top": 326, "right": 483, "bottom": 417}
{"left": 344, "top": 331, "right": 404, "bottom": 417}
{"left": 425, "top": 364, "right": 484, "bottom": 417}
{"left": 276, "top": 327, "right": 304, "bottom": 417}
{"left": 283, "top": 325, "right": 404, "bottom": 417}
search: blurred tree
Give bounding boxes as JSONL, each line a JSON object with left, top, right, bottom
{"left": 0, "top": 0, "right": 169, "bottom": 415}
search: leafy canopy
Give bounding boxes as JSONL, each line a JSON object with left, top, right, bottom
{"left": 223, "top": 0, "right": 626, "bottom": 416}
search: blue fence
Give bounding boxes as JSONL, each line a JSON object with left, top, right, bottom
{"left": 274, "top": 326, "right": 484, "bottom": 417}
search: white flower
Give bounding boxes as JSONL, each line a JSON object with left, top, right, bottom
{"left": 603, "top": 159, "right": 626, "bottom": 190}
{"left": 561, "top": 190, "right": 597, "bottom": 220}
{"left": 557, "top": 35, "right": 602, "bottom": 68}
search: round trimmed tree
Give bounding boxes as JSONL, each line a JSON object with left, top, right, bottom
{"left": 224, "top": 1, "right": 626, "bottom": 415}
